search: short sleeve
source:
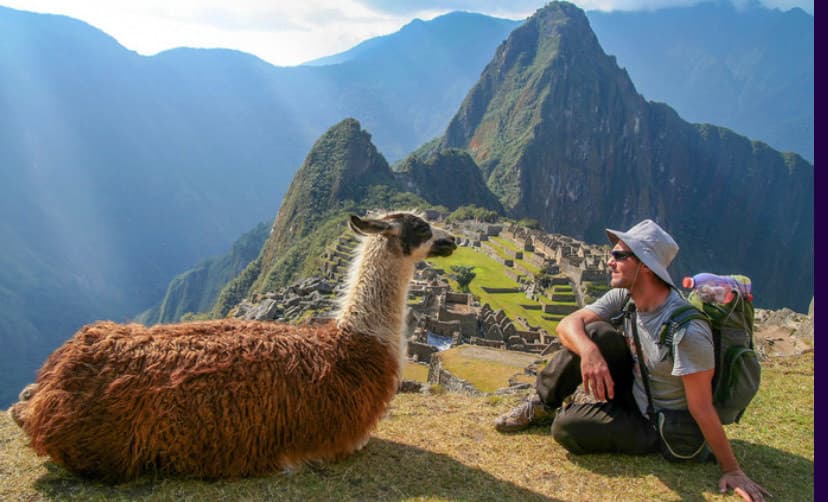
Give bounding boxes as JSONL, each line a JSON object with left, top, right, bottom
{"left": 672, "top": 319, "right": 715, "bottom": 376}
{"left": 584, "top": 288, "right": 628, "bottom": 322}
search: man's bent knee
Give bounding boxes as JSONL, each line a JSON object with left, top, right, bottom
{"left": 550, "top": 411, "right": 589, "bottom": 455}
{"left": 585, "top": 321, "right": 629, "bottom": 361}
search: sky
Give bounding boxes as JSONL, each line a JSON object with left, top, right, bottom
{"left": 0, "top": 0, "right": 814, "bottom": 66}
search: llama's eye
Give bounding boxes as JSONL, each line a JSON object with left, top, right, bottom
{"left": 417, "top": 227, "right": 432, "bottom": 238}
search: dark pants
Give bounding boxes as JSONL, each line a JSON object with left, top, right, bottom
{"left": 536, "top": 321, "right": 659, "bottom": 455}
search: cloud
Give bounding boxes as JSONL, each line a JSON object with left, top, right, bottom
{"left": 3, "top": 0, "right": 412, "bottom": 65}
{"left": 356, "top": 0, "right": 812, "bottom": 16}
{"left": 755, "top": 0, "right": 813, "bottom": 12}
{"left": 2, "top": 0, "right": 811, "bottom": 67}
{"left": 355, "top": 0, "right": 545, "bottom": 17}
{"left": 108, "top": 0, "right": 390, "bottom": 33}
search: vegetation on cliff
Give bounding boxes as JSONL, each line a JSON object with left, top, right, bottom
{"left": 440, "top": 2, "right": 813, "bottom": 311}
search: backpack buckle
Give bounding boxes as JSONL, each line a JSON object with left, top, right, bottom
{"left": 659, "top": 321, "right": 679, "bottom": 346}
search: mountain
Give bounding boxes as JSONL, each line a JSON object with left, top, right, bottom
{"left": 395, "top": 149, "right": 504, "bottom": 212}
{"left": 0, "top": 6, "right": 517, "bottom": 407}
{"left": 310, "top": 4, "right": 814, "bottom": 163}
{"left": 265, "top": 119, "right": 399, "bottom": 260}
{"left": 211, "top": 119, "right": 430, "bottom": 317}
{"left": 301, "top": 12, "right": 521, "bottom": 161}
{"left": 0, "top": 2, "right": 813, "bottom": 408}
{"left": 586, "top": 1, "right": 813, "bottom": 162}
{"left": 155, "top": 133, "right": 503, "bottom": 324}
{"left": 304, "top": 11, "right": 520, "bottom": 68}
{"left": 441, "top": 2, "right": 812, "bottom": 311}
{"left": 137, "top": 2, "right": 813, "bottom": 326}
{"left": 135, "top": 221, "right": 270, "bottom": 325}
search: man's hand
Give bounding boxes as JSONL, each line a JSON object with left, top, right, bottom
{"left": 580, "top": 347, "right": 614, "bottom": 401}
{"left": 719, "top": 469, "right": 771, "bottom": 502}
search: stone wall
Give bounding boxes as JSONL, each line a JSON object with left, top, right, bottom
{"left": 480, "top": 286, "right": 522, "bottom": 294}
{"left": 581, "top": 268, "right": 610, "bottom": 283}
{"left": 428, "top": 356, "right": 484, "bottom": 396}
{"left": 480, "top": 241, "right": 514, "bottom": 268}
{"left": 470, "top": 337, "right": 506, "bottom": 349}
{"left": 543, "top": 303, "right": 579, "bottom": 315}
{"left": 408, "top": 341, "right": 438, "bottom": 363}
{"left": 424, "top": 318, "right": 462, "bottom": 338}
{"left": 444, "top": 292, "right": 472, "bottom": 305}
{"left": 436, "top": 310, "right": 478, "bottom": 339}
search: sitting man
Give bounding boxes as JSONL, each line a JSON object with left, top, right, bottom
{"left": 494, "top": 219, "right": 768, "bottom": 502}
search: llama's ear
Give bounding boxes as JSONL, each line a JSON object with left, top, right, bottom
{"left": 349, "top": 215, "right": 391, "bottom": 235}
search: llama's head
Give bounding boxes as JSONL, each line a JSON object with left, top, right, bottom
{"left": 348, "top": 212, "right": 456, "bottom": 261}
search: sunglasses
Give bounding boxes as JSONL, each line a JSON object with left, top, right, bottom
{"left": 610, "top": 250, "right": 636, "bottom": 261}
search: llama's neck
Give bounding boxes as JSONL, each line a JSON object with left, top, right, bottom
{"left": 336, "top": 238, "right": 414, "bottom": 354}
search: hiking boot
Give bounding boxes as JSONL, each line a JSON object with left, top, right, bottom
{"left": 494, "top": 393, "right": 556, "bottom": 433}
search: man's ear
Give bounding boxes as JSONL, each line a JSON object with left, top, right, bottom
{"left": 349, "top": 215, "right": 392, "bottom": 235}
{"left": 639, "top": 263, "right": 659, "bottom": 281}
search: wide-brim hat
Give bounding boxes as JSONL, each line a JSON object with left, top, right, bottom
{"left": 606, "top": 219, "right": 678, "bottom": 289}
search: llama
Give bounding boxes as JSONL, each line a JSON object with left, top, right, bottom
{"left": 8, "top": 212, "right": 456, "bottom": 482}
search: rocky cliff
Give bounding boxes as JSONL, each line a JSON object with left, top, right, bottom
{"left": 211, "top": 119, "right": 434, "bottom": 315}
{"left": 441, "top": 2, "right": 812, "bottom": 311}
{"left": 395, "top": 148, "right": 503, "bottom": 212}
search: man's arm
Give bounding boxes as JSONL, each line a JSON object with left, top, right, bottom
{"left": 556, "top": 308, "right": 614, "bottom": 401}
{"left": 682, "top": 370, "right": 770, "bottom": 502}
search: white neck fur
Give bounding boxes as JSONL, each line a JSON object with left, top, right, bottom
{"left": 336, "top": 235, "right": 414, "bottom": 359}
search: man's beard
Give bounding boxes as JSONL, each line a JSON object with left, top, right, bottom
{"left": 610, "top": 274, "right": 628, "bottom": 289}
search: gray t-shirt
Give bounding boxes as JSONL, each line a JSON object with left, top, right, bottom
{"left": 586, "top": 288, "right": 714, "bottom": 415}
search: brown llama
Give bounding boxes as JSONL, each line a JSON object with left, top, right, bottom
{"left": 8, "top": 212, "right": 456, "bottom": 483}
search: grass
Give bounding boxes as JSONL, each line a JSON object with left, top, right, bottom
{"left": 403, "top": 362, "right": 430, "bottom": 383}
{"left": 436, "top": 345, "right": 539, "bottom": 392}
{"left": 491, "top": 236, "right": 521, "bottom": 253}
{"left": 490, "top": 237, "right": 541, "bottom": 274}
{"left": 428, "top": 247, "right": 559, "bottom": 332}
{"left": 0, "top": 354, "right": 813, "bottom": 501}
{"left": 482, "top": 239, "right": 513, "bottom": 262}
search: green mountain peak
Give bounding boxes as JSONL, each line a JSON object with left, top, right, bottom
{"left": 440, "top": 1, "right": 812, "bottom": 311}
{"left": 443, "top": 1, "right": 621, "bottom": 208}
{"left": 266, "top": 118, "right": 395, "bottom": 249}
{"left": 254, "top": 119, "right": 394, "bottom": 287}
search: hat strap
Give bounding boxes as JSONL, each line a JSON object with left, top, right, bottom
{"left": 629, "top": 262, "right": 642, "bottom": 294}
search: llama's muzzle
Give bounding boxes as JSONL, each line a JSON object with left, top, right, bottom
{"left": 429, "top": 236, "right": 457, "bottom": 257}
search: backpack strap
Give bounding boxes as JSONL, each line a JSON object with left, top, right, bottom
{"left": 627, "top": 302, "right": 658, "bottom": 424}
{"left": 608, "top": 292, "right": 634, "bottom": 327}
{"left": 657, "top": 304, "right": 711, "bottom": 358}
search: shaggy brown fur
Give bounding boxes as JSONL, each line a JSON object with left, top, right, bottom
{"left": 14, "top": 319, "right": 398, "bottom": 482}
{"left": 10, "top": 212, "right": 456, "bottom": 483}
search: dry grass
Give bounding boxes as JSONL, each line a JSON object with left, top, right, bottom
{"left": 0, "top": 354, "right": 812, "bottom": 501}
{"left": 437, "top": 345, "right": 539, "bottom": 392}
{"left": 403, "top": 362, "right": 430, "bottom": 383}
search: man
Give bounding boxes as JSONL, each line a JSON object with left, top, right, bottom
{"left": 494, "top": 220, "right": 768, "bottom": 502}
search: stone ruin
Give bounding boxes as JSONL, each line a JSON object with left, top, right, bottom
{"left": 231, "top": 220, "right": 619, "bottom": 365}
{"left": 233, "top": 276, "right": 339, "bottom": 322}
{"left": 472, "top": 304, "right": 553, "bottom": 354}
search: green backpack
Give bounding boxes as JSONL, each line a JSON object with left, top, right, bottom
{"left": 658, "top": 289, "right": 761, "bottom": 425}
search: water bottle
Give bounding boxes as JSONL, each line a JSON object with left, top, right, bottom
{"left": 682, "top": 273, "right": 753, "bottom": 303}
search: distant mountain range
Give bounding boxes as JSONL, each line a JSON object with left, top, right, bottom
{"left": 207, "top": 2, "right": 812, "bottom": 324}
{"left": 0, "top": 1, "right": 813, "bottom": 408}
{"left": 587, "top": 2, "right": 813, "bottom": 162}
{"left": 439, "top": 2, "right": 811, "bottom": 313}
{"left": 0, "top": 6, "right": 517, "bottom": 407}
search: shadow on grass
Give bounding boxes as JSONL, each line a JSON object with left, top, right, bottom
{"left": 567, "top": 439, "right": 813, "bottom": 501}
{"left": 33, "top": 438, "right": 561, "bottom": 501}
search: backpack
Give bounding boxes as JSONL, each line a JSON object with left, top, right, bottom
{"left": 657, "top": 288, "right": 761, "bottom": 424}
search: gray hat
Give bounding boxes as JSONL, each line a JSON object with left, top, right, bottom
{"left": 606, "top": 219, "right": 678, "bottom": 288}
